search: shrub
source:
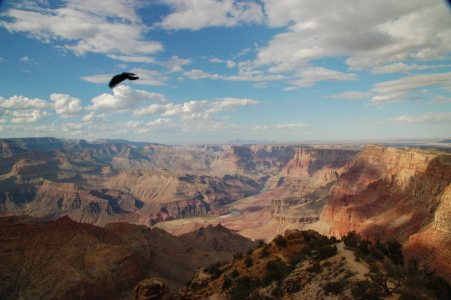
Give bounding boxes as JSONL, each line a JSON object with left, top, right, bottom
{"left": 314, "top": 244, "right": 337, "bottom": 260}
{"left": 263, "top": 258, "right": 290, "bottom": 286}
{"left": 230, "top": 276, "right": 256, "bottom": 300}
{"left": 343, "top": 231, "right": 360, "bottom": 248}
{"left": 324, "top": 278, "right": 349, "bottom": 295}
{"left": 231, "top": 269, "right": 240, "bottom": 278}
{"left": 245, "top": 256, "right": 253, "bottom": 268}
{"left": 351, "top": 280, "right": 383, "bottom": 300}
{"left": 260, "top": 245, "right": 270, "bottom": 258}
{"left": 233, "top": 252, "right": 243, "bottom": 260}
{"left": 222, "top": 276, "right": 232, "bottom": 290}
{"left": 307, "top": 262, "right": 322, "bottom": 273}
{"left": 274, "top": 235, "right": 287, "bottom": 247}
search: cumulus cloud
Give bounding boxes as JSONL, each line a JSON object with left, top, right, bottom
{"left": 256, "top": 0, "right": 450, "bottom": 71}
{"left": 5, "top": 110, "right": 52, "bottom": 123}
{"left": 207, "top": 98, "right": 259, "bottom": 113}
{"left": 389, "top": 112, "right": 451, "bottom": 123}
{"left": 158, "top": 0, "right": 264, "bottom": 30}
{"left": 134, "top": 97, "right": 260, "bottom": 119}
{"left": 0, "top": 95, "right": 51, "bottom": 110}
{"left": 50, "top": 93, "right": 82, "bottom": 118}
{"left": 86, "top": 85, "right": 166, "bottom": 111}
{"left": 370, "top": 72, "right": 451, "bottom": 104}
{"left": 1, "top": 0, "right": 162, "bottom": 56}
{"left": 82, "top": 111, "right": 109, "bottom": 122}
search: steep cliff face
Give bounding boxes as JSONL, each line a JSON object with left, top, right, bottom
{"left": 319, "top": 144, "right": 451, "bottom": 281}
{"left": 265, "top": 148, "right": 358, "bottom": 200}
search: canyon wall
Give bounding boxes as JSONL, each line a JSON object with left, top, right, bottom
{"left": 319, "top": 144, "right": 451, "bottom": 281}
{"left": 0, "top": 215, "right": 256, "bottom": 299}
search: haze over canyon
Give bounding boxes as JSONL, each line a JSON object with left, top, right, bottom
{"left": 0, "top": 137, "right": 450, "bottom": 299}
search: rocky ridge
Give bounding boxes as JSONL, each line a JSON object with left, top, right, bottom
{"left": 317, "top": 144, "right": 451, "bottom": 281}
{"left": 0, "top": 215, "right": 256, "bottom": 300}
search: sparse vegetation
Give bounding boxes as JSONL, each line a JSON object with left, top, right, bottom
{"left": 183, "top": 230, "right": 451, "bottom": 300}
{"left": 342, "top": 231, "right": 451, "bottom": 299}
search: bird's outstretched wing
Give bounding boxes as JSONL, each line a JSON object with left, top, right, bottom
{"left": 108, "top": 72, "right": 139, "bottom": 88}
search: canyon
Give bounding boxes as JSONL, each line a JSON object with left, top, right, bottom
{"left": 0, "top": 137, "right": 450, "bottom": 298}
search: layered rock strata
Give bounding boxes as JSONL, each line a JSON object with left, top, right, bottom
{"left": 319, "top": 144, "right": 451, "bottom": 281}
{"left": 0, "top": 215, "right": 256, "bottom": 299}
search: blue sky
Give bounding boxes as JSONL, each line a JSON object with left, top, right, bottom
{"left": 0, "top": 0, "right": 450, "bottom": 144}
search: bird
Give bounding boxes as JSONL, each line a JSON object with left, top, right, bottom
{"left": 108, "top": 72, "right": 139, "bottom": 88}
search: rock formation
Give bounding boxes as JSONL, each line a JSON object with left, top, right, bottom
{"left": 318, "top": 144, "right": 451, "bottom": 281}
{"left": 0, "top": 215, "right": 256, "bottom": 299}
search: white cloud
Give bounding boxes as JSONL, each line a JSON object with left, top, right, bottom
{"left": 183, "top": 69, "right": 223, "bottom": 80}
{"left": 371, "top": 63, "right": 451, "bottom": 74}
{"left": 107, "top": 54, "right": 156, "bottom": 64}
{"left": 328, "top": 91, "right": 373, "bottom": 99}
{"left": 210, "top": 58, "right": 236, "bottom": 68}
{"left": 159, "top": 0, "right": 264, "bottom": 30}
{"left": 82, "top": 70, "right": 168, "bottom": 87}
{"left": 0, "top": 95, "right": 51, "bottom": 110}
{"left": 183, "top": 68, "right": 285, "bottom": 82}
{"left": 256, "top": 0, "right": 450, "bottom": 71}
{"left": 82, "top": 111, "right": 108, "bottom": 122}
{"left": 288, "top": 67, "right": 357, "bottom": 88}
{"left": 130, "top": 68, "right": 169, "bottom": 86}
{"left": 5, "top": 110, "right": 52, "bottom": 123}
{"left": 20, "top": 56, "right": 33, "bottom": 62}
{"left": 134, "top": 97, "right": 260, "bottom": 119}
{"left": 430, "top": 96, "right": 451, "bottom": 104}
{"left": 207, "top": 97, "right": 259, "bottom": 113}
{"left": 370, "top": 72, "right": 451, "bottom": 104}
{"left": 50, "top": 93, "right": 82, "bottom": 118}
{"left": 146, "top": 118, "right": 176, "bottom": 127}
{"left": 159, "top": 55, "right": 192, "bottom": 72}
{"left": 80, "top": 74, "right": 113, "bottom": 84}
{"left": 1, "top": 1, "right": 163, "bottom": 56}
{"left": 252, "top": 123, "right": 310, "bottom": 130}
{"left": 86, "top": 85, "right": 166, "bottom": 111}
{"left": 389, "top": 112, "right": 451, "bottom": 123}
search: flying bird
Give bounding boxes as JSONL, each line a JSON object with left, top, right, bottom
{"left": 108, "top": 72, "right": 139, "bottom": 88}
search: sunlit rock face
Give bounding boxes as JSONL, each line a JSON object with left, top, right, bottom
{"left": 319, "top": 144, "right": 451, "bottom": 281}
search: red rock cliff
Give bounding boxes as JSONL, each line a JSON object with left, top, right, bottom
{"left": 320, "top": 144, "right": 451, "bottom": 281}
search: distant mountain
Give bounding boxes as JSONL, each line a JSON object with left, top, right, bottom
{"left": 91, "top": 138, "right": 156, "bottom": 148}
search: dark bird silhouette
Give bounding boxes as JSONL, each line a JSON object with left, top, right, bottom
{"left": 108, "top": 72, "right": 139, "bottom": 88}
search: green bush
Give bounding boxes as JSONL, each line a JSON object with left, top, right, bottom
{"left": 274, "top": 235, "right": 287, "bottom": 247}
{"left": 245, "top": 256, "right": 254, "bottom": 268}
{"left": 231, "top": 269, "right": 240, "bottom": 278}
{"left": 351, "top": 280, "right": 383, "bottom": 300}
{"left": 262, "top": 258, "right": 290, "bottom": 286}
{"left": 324, "top": 278, "right": 349, "bottom": 295}
{"left": 230, "top": 276, "right": 256, "bottom": 300}
{"left": 222, "top": 276, "right": 232, "bottom": 290}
